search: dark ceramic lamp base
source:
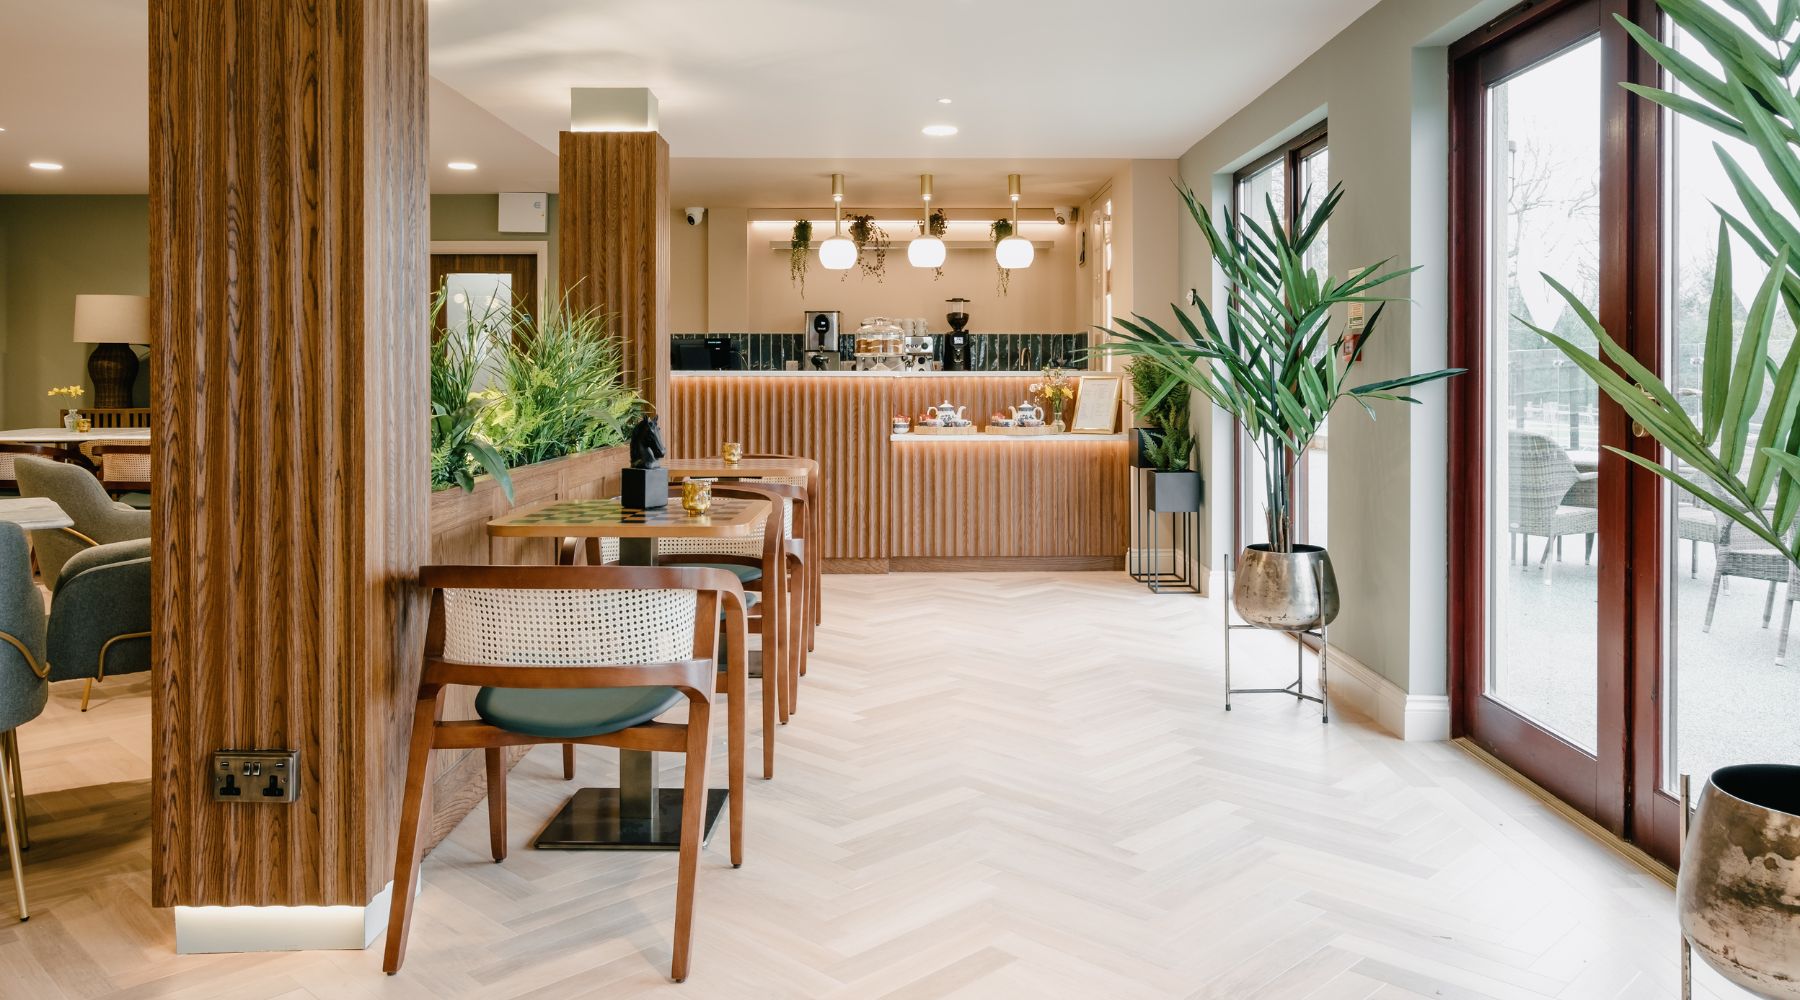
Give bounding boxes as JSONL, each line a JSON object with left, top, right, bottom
{"left": 86, "top": 342, "right": 139, "bottom": 409}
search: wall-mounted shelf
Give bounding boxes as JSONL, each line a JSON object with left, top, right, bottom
{"left": 769, "top": 240, "right": 1054, "bottom": 253}
{"left": 890, "top": 432, "right": 1126, "bottom": 443}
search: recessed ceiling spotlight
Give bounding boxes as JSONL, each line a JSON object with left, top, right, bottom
{"left": 922, "top": 124, "right": 958, "bottom": 137}
{"left": 29, "top": 161, "right": 62, "bottom": 171}
{"left": 937, "top": 97, "right": 953, "bottom": 104}
{"left": 447, "top": 161, "right": 478, "bottom": 171}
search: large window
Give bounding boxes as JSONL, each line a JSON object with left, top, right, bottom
{"left": 1231, "top": 124, "right": 1329, "bottom": 551}
{"left": 1444, "top": 0, "right": 1797, "bottom": 866}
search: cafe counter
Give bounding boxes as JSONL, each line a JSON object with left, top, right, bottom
{"left": 667, "top": 371, "right": 1129, "bottom": 572}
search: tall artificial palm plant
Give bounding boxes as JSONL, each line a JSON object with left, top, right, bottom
{"left": 1103, "top": 182, "right": 1463, "bottom": 552}
{"left": 1530, "top": 0, "right": 1800, "bottom": 564}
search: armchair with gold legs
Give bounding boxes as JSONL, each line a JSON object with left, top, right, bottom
{"left": 0, "top": 524, "right": 51, "bottom": 923}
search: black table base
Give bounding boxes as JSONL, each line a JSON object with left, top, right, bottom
{"left": 532, "top": 787, "right": 728, "bottom": 851}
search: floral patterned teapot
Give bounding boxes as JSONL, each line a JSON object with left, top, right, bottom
{"left": 933, "top": 400, "right": 969, "bottom": 426}
{"left": 1009, "top": 401, "right": 1044, "bottom": 426}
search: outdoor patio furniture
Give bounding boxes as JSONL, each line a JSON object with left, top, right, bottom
{"left": 1508, "top": 431, "right": 1597, "bottom": 583}
{"left": 1702, "top": 517, "right": 1789, "bottom": 640}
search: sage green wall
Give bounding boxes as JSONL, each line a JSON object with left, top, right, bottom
{"left": 1178, "top": 0, "right": 1512, "bottom": 698}
{"left": 0, "top": 196, "right": 150, "bottom": 428}
{"left": 428, "top": 193, "right": 560, "bottom": 293}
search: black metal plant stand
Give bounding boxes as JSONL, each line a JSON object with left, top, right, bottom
{"left": 1221, "top": 551, "right": 1330, "bottom": 723}
{"left": 1130, "top": 468, "right": 1202, "bottom": 593}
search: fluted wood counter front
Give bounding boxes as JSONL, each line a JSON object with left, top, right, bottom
{"left": 668, "top": 373, "right": 1128, "bottom": 572}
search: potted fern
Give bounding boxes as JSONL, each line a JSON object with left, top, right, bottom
{"left": 1129, "top": 358, "right": 1200, "bottom": 511}
{"left": 1104, "top": 182, "right": 1462, "bottom": 629}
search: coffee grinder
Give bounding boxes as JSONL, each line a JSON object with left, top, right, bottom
{"left": 942, "top": 298, "right": 972, "bottom": 371}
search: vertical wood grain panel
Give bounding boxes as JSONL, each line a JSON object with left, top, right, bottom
{"left": 149, "top": 0, "right": 429, "bottom": 908}
{"left": 668, "top": 376, "right": 892, "bottom": 566}
{"left": 668, "top": 375, "right": 1128, "bottom": 570}
{"left": 558, "top": 132, "right": 671, "bottom": 420}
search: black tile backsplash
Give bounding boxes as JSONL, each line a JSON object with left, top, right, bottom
{"left": 671, "top": 333, "right": 1091, "bottom": 372}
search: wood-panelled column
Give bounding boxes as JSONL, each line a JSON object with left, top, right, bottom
{"left": 148, "top": 0, "right": 429, "bottom": 909}
{"left": 558, "top": 131, "right": 672, "bottom": 417}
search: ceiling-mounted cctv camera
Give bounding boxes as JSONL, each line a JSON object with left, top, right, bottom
{"left": 685, "top": 207, "right": 706, "bottom": 226}
{"left": 1053, "top": 205, "right": 1074, "bottom": 225}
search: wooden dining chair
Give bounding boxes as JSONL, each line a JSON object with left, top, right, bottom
{"left": 746, "top": 454, "right": 823, "bottom": 650}
{"left": 0, "top": 444, "right": 83, "bottom": 495}
{"left": 383, "top": 564, "right": 749, "bottom": 982}
{"left": 89, "top": 444, "right": 151, "bottom": 500}
{"left": 657, "top": 483, "right": 800, "bottom": 772}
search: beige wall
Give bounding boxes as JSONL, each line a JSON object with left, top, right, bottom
{"left": 429, "top": 193, "right": 561, "bottom": 291}
{"left": 1177, "top": 0, "right": 1509, "bottom": 695}
{"left": 0, "top": 196, "right": 150, "bottom": 428}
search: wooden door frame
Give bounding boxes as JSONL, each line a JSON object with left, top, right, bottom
{"left": 1448, "top": 0, "right": 1623, "bottom": 831}
{"left": 429, "top": 240, "right": 549, "bottom": 319}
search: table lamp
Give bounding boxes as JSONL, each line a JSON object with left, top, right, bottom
{"left": 73, "top": 294, "right": 151, "bottom": 409}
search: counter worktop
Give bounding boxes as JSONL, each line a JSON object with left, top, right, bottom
{"left": 670, "top": 369, "right": 1063, "bottom": 378}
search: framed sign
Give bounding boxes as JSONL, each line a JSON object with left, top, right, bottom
{"left": 1069, "top": 375, "right": 1123, "bottom": 434}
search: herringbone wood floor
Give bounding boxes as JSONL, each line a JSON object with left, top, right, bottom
{"left": 0, "top": 573, "right": 1743, "bottom": 998}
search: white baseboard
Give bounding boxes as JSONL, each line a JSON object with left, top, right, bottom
{"left": 174, "top": 880, "right": 395, "bottom": 953}
{"left": 1204, "top": 569, "right": 1448, "bottom": 742}
{"left": 1326, "top": 647, "right": 1450, "bottom": 742}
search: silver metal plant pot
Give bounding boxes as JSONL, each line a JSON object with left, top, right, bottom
{"left": 1678, "top": 764, "right": 1800, "bottom": 999}
{"left": 1232, "top": 544, "right": 1339, "bottom": 631}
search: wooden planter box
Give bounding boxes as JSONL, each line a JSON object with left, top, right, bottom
{"left": 421, "top": 445, "right": 629, "bottom": 851}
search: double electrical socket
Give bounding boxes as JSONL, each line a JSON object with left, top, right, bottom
{"left": 212, "top": 750, "right": 299, "bottom": 803}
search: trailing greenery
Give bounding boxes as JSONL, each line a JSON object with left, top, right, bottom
{"left": 790, "top": 219, "right": 812, "bottom": 295}
{"left": 1101, "top": 182, "right": 1462, "bottom": 552}
{"left": 430, "top": 294, "right": 514, "bottom": 501}
{"left": 1129, "top": 358, "right": 1194, "bottom": 472}
{"left": 1531, "top": 0, "right": 1800, "bottom": 565}
{"left": 846, "top": 213, "right": 889, "bottom": 282}
{"left": 990, "top": 218, "right": 1013, "bottom": 295}
{"left": 929, "top": 209, "right": 948, "bottom": 280}
{"left": 429, "top": 289, "right": 642, "bottom": 500}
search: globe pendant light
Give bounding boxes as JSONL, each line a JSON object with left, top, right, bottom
{"left": 995, "top": 173, "right": 1035, "bottom": 270}
{"left": 908, "top": 173, "right": 946, "bottom": 269}
{"left": 818, "top": 173, "right": 858, "bottom": 270}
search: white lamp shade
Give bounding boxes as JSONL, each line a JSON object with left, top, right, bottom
{"left": 819, "top": 235, "right": 858, "bottom": 270}
{"left": 73, "top": 294, "right": 151, "bottom": 345}
{"left": 907, "top": 236, "right": 946, "bottom": 269}
{"left": 995, "top": 236, "right": 1034, "bottom": 270}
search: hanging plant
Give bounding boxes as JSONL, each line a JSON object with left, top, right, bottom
{"left": 846, "top": 213, "right": 889, "bottom": 283}
{"left": 990, "top": 218, "right": 1013, "bottom": 296}
{"left": 789, "top": 220, "right": 812, "bottom": 296}
{"left": 929, "top": 209, "right": 948, "bottom": 280}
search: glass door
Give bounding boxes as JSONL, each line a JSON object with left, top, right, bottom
{"left": 1451, "top": 0, "right": 1623, "bottom": 825}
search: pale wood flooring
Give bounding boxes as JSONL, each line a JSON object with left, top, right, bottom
{"left": 0, "top": 572, "right": 1747, "bottom": 998}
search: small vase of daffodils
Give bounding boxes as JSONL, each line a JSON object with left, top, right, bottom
{"left": 47, "top": 384, "right": 84, "bottom": 431}
{"left": 1030, "top": 366, "right": 1076, "bottom": 433}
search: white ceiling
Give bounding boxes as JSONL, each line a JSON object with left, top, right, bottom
{"left": 0, "top": 0, "right": 1381, "bottom": 196}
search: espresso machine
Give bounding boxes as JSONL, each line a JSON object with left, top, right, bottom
{"left": 804, "top": 310, "right": 840, "bottom": 370}
{"left": 942, "top": 298, "right": 972, "bottom": 371}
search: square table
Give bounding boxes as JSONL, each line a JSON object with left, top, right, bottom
{"left": 0, "top": 498, "right": 72, "bottom": 531}
{"left": 485, "top": 495, "right": 770, "bottom": 851}
{"left": 663, "top": 456, "right": 812, "bottom": 483}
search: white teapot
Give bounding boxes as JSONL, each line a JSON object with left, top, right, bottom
{"left": 934, "top": 400, "right": 968, "bottom": 425}
{"left": 1009, "top": 401, "right": 1044, "bottom": 425}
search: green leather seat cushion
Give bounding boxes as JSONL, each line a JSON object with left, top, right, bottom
{"left": 475, "top": 685, "right": 684, "bottom": 739}
{"left": 682, "top": 561, "right": 763, "bottom": 584}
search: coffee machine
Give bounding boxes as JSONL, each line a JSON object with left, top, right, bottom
{"left": 941, "top": 298, "right": 972, "bottom": 371}
{"left": 804, "top": 310, "right": 840, "bottom": 370}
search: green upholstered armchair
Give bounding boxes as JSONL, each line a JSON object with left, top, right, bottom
{"left": 13, "top": 455, "right": 150, "bottom": 589}
{"left": 0, "top": 524, "right": 50, "bottom": 921}
{"left": 47, "top": 537, "right": 150, "bottom": 712}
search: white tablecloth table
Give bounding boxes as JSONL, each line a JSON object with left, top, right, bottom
{"left": 0, "top": 427, "right": 150, "bottom": 446}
